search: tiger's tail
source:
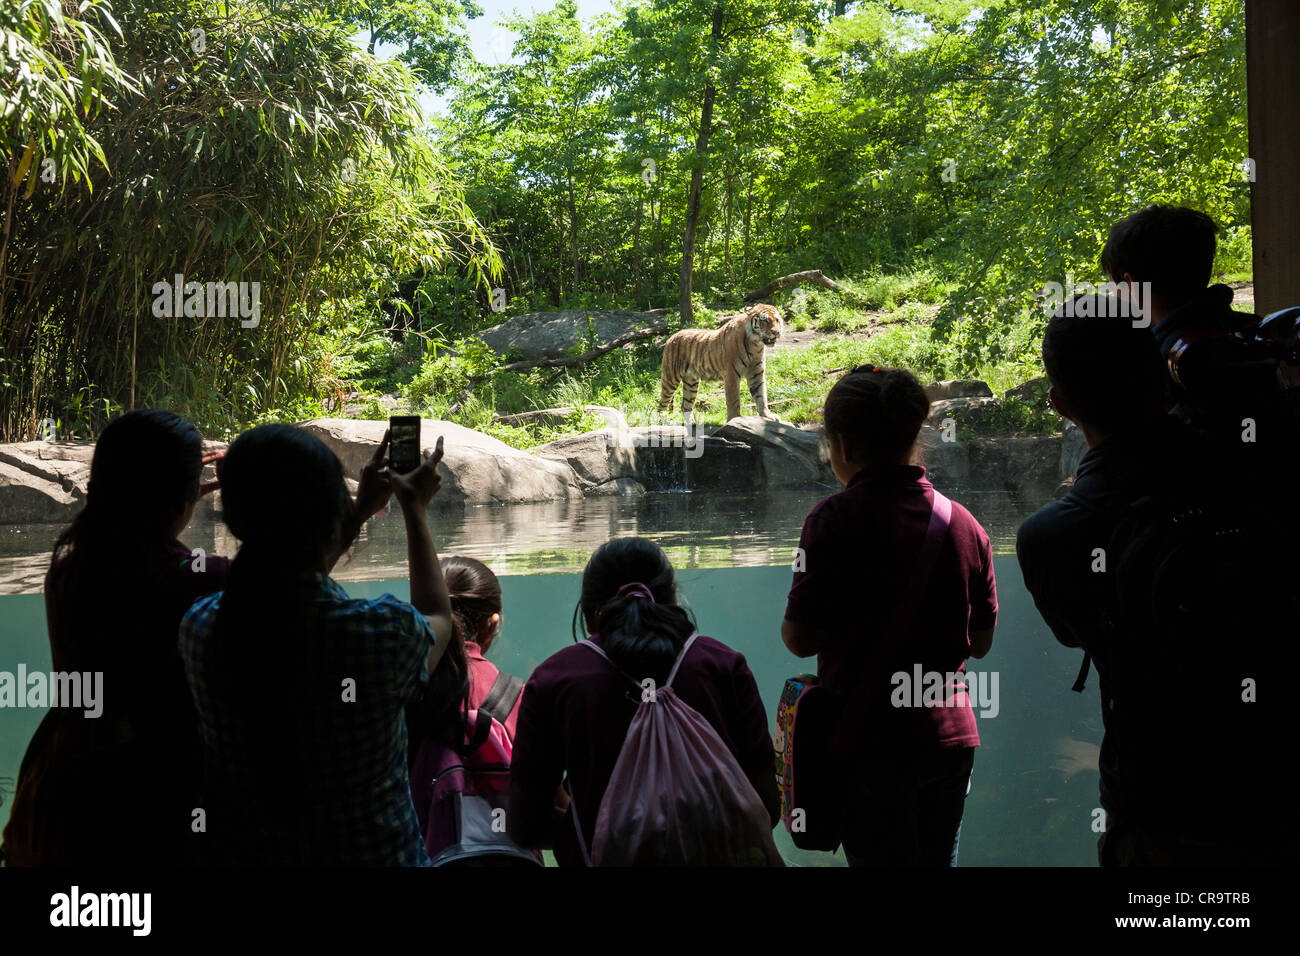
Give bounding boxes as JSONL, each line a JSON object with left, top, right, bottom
{"left": 658, "top": 341, "right": 680, "bottom": 411}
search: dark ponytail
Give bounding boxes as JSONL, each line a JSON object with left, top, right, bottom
{"left": 441, "top": 555, "right": 503, "bottom": 652}
{"left": 573, "top": 537, "right": 695, "bottom": 687}
{"left": 822, "top": 366, "right": 930, "bottom": 467}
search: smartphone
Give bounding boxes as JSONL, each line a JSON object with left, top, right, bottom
{"left": 388, "top": 416, "right": 422, "bottom": 474}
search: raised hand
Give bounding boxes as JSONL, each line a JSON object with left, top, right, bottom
{"left": 355, "top": 429, "right": 394, "bottom": 520}
{"left": 390, "top": 435, "right": 445, "bottom": 515}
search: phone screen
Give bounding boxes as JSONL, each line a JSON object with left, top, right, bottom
{"left": 388, "top": 416, "right": 421, "bottom": 473}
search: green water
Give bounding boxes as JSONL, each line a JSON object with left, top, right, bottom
{"left": 0, "top": 559, "right": 1102, "bottom": 866}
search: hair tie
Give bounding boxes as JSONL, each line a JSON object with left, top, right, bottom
{"left": 615, "top": 582, "right": 656, "bottom": 603}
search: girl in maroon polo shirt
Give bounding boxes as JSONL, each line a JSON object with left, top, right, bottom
{"left": 782, "top": 367, "right": 998, "bottom": 867}
{"left": 508, "top": 537, "right": 780, "bottom": 865}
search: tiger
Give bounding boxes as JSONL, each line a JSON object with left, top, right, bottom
{"left": 658, "top": 303, "right": 784, "bottom": 426}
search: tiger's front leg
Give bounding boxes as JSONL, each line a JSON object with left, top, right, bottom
{"left": 723, "top": 367, "right": 742, "bottom": 421}
{"left": 747, "top": 357, "right": 783, "bottom": 422}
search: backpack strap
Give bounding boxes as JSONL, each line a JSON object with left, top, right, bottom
{"left": 578, "top": 633, "right": 701, "bottom": 692}
{"left": 664, "top": 633, "right": 700, "bottom": 689}
{"left": 887, "top": 490, "right": 953, "bottom": 641}
{"left": 452, "top": 708, "right": 494, "bottom": 756}
{"left": 1071, "top": 654, "right": 1092, "bottom": 693}
{"left": 480, "top": 670, "right": 525, "bottom": 726}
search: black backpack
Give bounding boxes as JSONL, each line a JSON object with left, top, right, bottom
{"left": 1073, "top": 490, "right": 1293, "bottom": 695}
{"left": 1071, "top": 486, "right": 1292, "bottom": 824}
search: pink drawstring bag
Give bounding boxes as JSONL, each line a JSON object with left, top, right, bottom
{"left": 572, "top": 635, "right": 784, "bottom": 867}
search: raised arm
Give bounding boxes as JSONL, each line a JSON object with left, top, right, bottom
{"left": 388, "top": 436, "right": 456, "bottom": 663}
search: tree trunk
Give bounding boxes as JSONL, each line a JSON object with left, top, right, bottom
{"left": 723, "top": 170, "right": 733, "bottom": 282}
{"left": 743, "top": 269, "right": 869, "bottom": 303}
{"left": 567, "top": 176, "right": 580, "bottom": 291}
{"left": 679, "top": 4, "right": 725, "bottom": 325}
{"left": 743, "top": 173, "right": 753, "bottom": 283}
{"left": 632, "top": 186, "right": 645, "bottom": 307}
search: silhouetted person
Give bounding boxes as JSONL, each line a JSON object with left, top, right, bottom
{"left": 5, "top": 411, "right": 226, "bottom": 866}
{"left": 1101, "top": 204, "right": 1298, "bottom": 470}
{"left": 180, "top": 425, "right": 459, "bottom": 865}
{"left": 1018, "top": 300, "right": 1288, "bottom": 866}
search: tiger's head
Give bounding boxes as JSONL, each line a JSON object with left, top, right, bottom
{"left": 744, "top": 303, "right": 783, "bottom": 347}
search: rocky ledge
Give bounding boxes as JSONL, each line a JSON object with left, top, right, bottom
{"left": 0, "top": 379, "right": 1083, "bottom": 524}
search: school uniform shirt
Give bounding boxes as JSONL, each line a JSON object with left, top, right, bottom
{"left": 180, "top": 573, "right": 434, "bottom": 866}
{"left": 509, "top": 633, "right": 776, "bottom": 867}
{"left": 784, "top": 464, "right": 997, "bottom": 752}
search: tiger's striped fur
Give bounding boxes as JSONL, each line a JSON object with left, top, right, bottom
{"left": 658, "top": 303, "right": 784, "bottom": 426}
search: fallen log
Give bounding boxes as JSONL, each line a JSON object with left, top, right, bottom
{"left": 447, "top": 324, "right": 674, "bottom": 415}
{"left": 743, "top": 269, "right": 869, "bottom": 303}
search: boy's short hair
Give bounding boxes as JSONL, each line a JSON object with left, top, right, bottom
{"left": 1099, "top": 205, "right": 1218, "bottom": 303}
{"left": 1042, "top": 296, "right": 1167, "bottom": 436}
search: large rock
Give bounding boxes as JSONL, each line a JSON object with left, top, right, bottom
{"left": 0, "top": 459, "right": 81, "bottom": 523}
{"left": 925, "top": 379, "right": 993, "bottom": 402}
{"left": 479, "top": 310, "right": 669, "bottom": 363}
{"left": 298, "top": 418, "right": 582, "bottom": 505}
{"left": 534, "top": 428, "right": 640, "bottom": 495}
{"left": 0, "top": 438, "right": 225, "bottom": 523}
{"left": 0, "top": 441, "right": 94, "bottom": 498}
{"left": 968, "top": 435, "right": 1063, "bottom": 506}
{"left": 1005, "top": 376, "right": 1050, "bottom": 407}
{"left": 926, "top": 396, "right": 1006, "bottom": 432}
{"left": 707, "top": 418, "right": 834, "bottom": 488}
{"left": 917, "top": 425, "right": 971, "bottom": 486}
{"left": 629, "top": 418, "right": 834, "bottom": 492}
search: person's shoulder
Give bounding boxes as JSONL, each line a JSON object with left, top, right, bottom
{"left": 942, "top": 495, "right": 986, "bottom": 537}
{"left": 1017, "top": 497, "right": 1072, "bottom": 543}
{"left": 346, "top": 591, "right": 431, "bottom": 635}
{"left": 526, "top": 642, "right": 606, "bottom": 691}
{"left": 686, "top": 634, "right": 753, "bottom": 674}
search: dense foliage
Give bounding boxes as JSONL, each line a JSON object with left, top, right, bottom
{"left": 1, "top": 0, "right": 1253, "bottom": 442}
{"left": 1, "top": 0, "right": 496, "bottom": 441}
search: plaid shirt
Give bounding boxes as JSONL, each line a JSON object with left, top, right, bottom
{"left": 180, "top": 573, "right": 433, "bottom": 866}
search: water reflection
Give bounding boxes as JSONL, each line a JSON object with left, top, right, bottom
{"left": 0, "top": 485, "right": 1040, "bottom": 595}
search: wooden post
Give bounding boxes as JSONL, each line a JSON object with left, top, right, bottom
{"left": 1246, "top": 0, "right": 1300, "bottom": 315}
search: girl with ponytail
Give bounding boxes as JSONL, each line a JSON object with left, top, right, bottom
{"left": 508, "top": 537, "right": 780, "bottom": 865}
{"left": 782, "top": 366, "right": 998, "bottom": 867}
{"left": 438, "top": 556, "right": 525, "bottom": 739}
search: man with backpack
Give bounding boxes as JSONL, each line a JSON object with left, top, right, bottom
{"left": 1017, "top": 301, "right": 1290, "bottom": 866}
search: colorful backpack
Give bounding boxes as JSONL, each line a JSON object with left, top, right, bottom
{"left": 773, "top": 675, "right": 842, "bottom": 851}
{"left": 572, "top": 634, "right": 784, "bottom": 867}
{"left": 410, "top": 708, "right": 542, "bottom": 867}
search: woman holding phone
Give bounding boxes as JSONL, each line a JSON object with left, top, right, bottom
{"left": 180, "top": 425, "right": 463, "bottom": 866}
